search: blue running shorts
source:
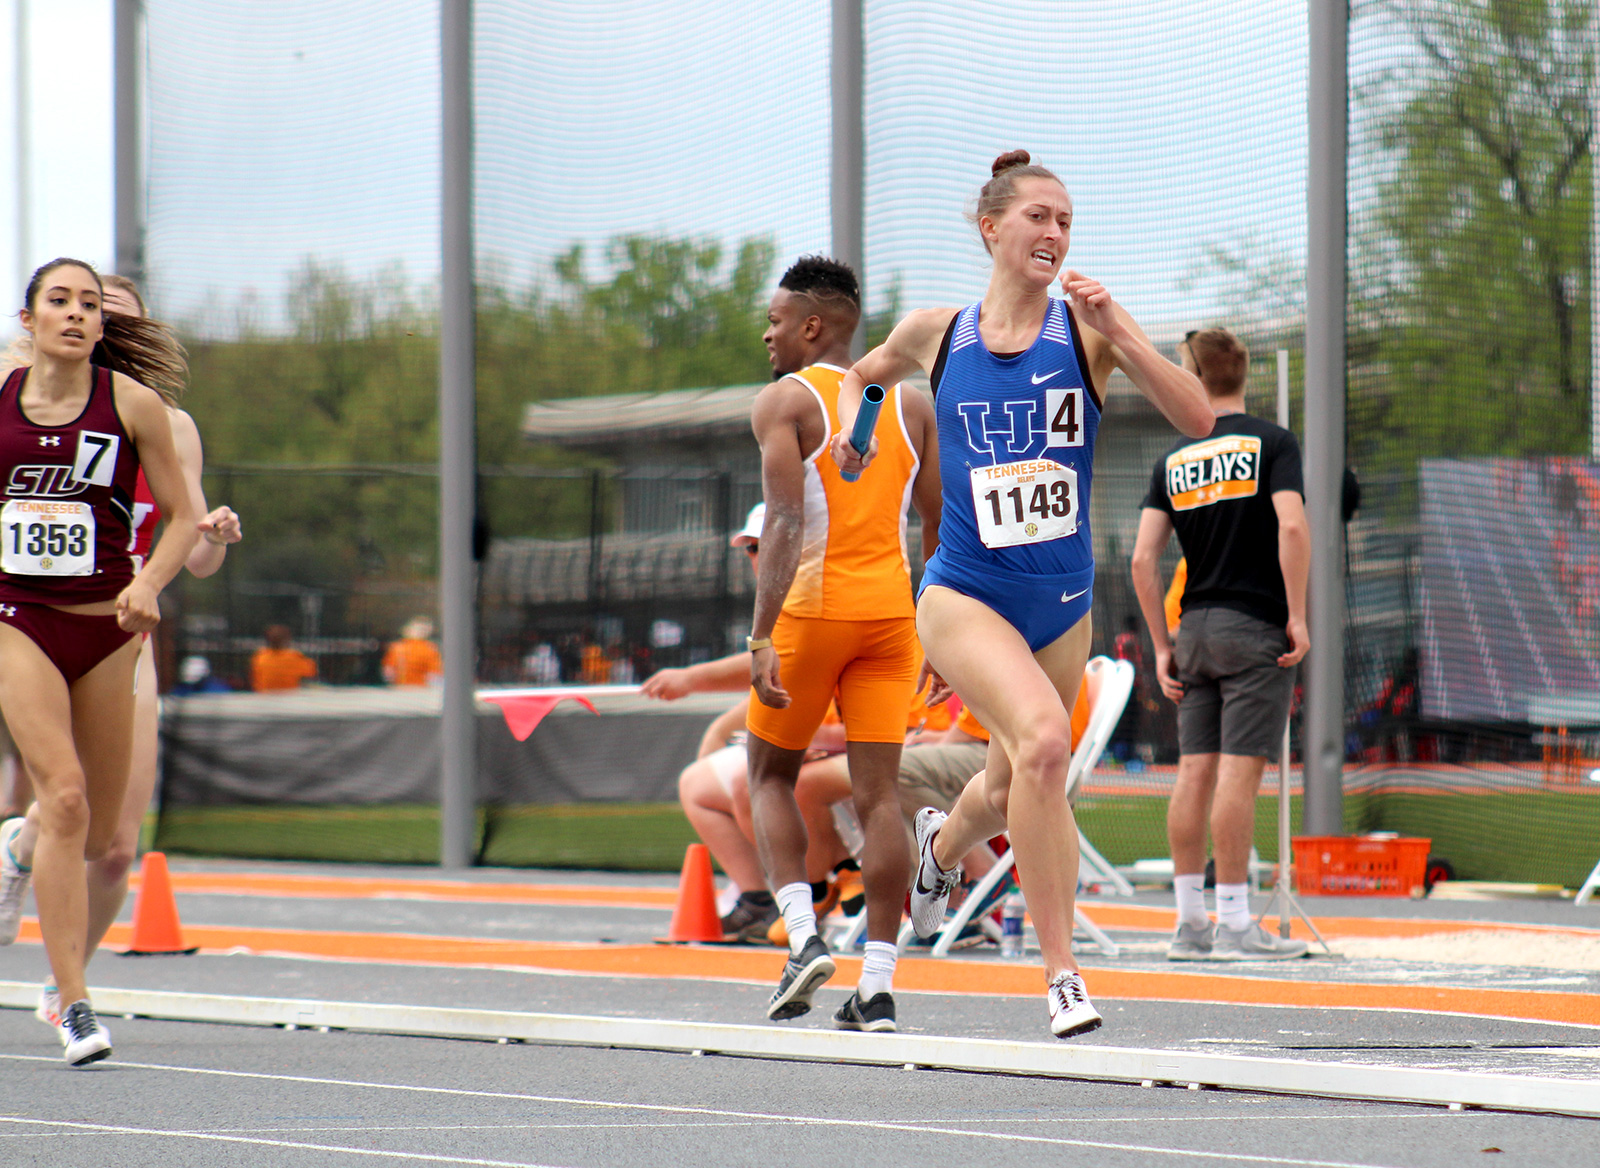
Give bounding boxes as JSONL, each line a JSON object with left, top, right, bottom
{"left": 917, "top": 549, "right": 1094, "bottom": 652}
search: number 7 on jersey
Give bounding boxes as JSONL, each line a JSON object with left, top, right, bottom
{"left": 72, "top": 431, "right": 121, "bottom": 488}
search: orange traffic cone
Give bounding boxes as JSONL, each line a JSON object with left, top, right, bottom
{"left": 654, "top": 843, "right": 723, "bottom": 943}
{"left": 122, "top": 852, "right": 198, "bottom": 956}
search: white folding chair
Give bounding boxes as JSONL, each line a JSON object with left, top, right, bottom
{"left": 918, "top": 656, "right": 1137, "bottom": 958}
{"left": 1577, "top": 855, "right": 1600, "bottom": 905}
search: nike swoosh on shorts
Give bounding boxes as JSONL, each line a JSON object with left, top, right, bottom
{"left": 1031, "top": 369, "right": 1063, "bottom": 385}
{"left": 1060, "top": 588, "right": 1088, "bottom": 603}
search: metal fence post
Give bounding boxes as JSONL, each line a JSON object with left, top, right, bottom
{"left": 1303, "top": 0, "right": 1348, "bottom": 836}
{"left": 113, "top": 0, "right": 146, "bottom": 285}
{"left": 439, "top": 0, "right": 477, "bottom": 869}
{"left": 831, "top": 0, "right": 864, "bottom": 359}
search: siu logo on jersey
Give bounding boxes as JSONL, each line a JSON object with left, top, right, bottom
{"left": 7, "top": 465, "right": 89, "bottom": 498}
{"left": 1165, "top": 435, "right": 1262, "bottom": 511}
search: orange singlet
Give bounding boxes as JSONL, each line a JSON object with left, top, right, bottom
{"left": 747, "top": 364, "right": 922, "bottom": 751}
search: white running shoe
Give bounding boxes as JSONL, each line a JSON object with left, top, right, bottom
{"left": 0, "top": 817, "right": 31, "bottom": 945}
{"left": 60, "top": 1000, "right": 112, "bottom": 1067}
{"left": 909, "top": 808, "right": 961, "bottom": 939}
{"left": 36, "top": 984, "right": 63, "bottom": 1043}
{"left": 1047, "top": 971, "right": 1103, "bottom": 1039}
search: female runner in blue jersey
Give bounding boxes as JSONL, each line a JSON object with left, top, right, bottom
{"left": 833, "top": 150, "right": 1212, "bottom": 1037}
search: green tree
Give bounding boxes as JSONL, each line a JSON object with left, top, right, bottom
{"left": 1350, "top": 0, "right": 1595, "bottom": 472}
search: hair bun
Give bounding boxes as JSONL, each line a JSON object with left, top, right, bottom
{"left": 991, "top": 149, "right": 1031, "bottom": 176}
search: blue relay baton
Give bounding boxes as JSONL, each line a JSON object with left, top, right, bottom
{"left": 839, "top": 383, "right": 886, "bottom": 483}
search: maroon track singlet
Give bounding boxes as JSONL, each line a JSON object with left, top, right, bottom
{"left": 0, "top": 366, "right": 140, "bottom": 604}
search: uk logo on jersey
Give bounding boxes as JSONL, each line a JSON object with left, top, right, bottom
{"left": 959, "top": 400, "right": 1042, "bottom": 459}
{"left": 6, "top": 466, "right": 89, "bottom": 498}
{"left": 958, "top": 388, "right": 1087, "bottom": 459}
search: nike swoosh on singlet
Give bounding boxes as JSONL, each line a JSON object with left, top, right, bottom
{"left": 1031, "top": 369, "right": 1063, "bottom": 385}
{"left": 1061, "top": 588, "right": 1088, "bottom": 603}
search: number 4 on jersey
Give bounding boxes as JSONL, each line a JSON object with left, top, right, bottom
{"left": 72, "top": 430, "right": 121, "bottom": 488}
{"left": 1045, "top": 387, "right": 1083, "bottom": 448}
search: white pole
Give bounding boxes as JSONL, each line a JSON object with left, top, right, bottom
{"left": 14, "top": 0, "right": 30, "bottom": 295}
{"left": 1276, "top": 349, "right": 1294, "bottom": 937}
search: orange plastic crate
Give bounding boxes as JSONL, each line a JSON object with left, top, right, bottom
{"left": 1291, "top": 835, "right": 1431, "bottom": 898}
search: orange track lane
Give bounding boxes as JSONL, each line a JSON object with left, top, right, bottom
{"left": 22, "top": 921, "right": 1600, "bottom": 1029}
{"left": 139, "top": 872, "right": 1600, "bottom": 942}
{"left": 145, "top": 872, "right": 679, "bottom": 909}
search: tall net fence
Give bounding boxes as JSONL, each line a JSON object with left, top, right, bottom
{"left": 1339, "top": 0, "right": 1600, "bottom": 886}
{"left": 137, "top": 1, "right": 1599, "bottom": 883}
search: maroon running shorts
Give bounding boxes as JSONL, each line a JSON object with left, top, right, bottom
{"left": 0, "top": 602, "right": 136, "bottom": 684}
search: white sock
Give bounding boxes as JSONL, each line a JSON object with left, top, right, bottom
{"left": 858, "top": 941, "right": 897, "bottom": 1001}
{"left": 716, "top": 881, "right": 741, "bottom": 917}
{"left": 1173, "top": 873, "right": 1208, "bottom": 926}
{"left": 1216, "top": 882, "right": 1251, "bottom": 931}
{"left": 775, "top": 882, "right": 817, "bottom": 954}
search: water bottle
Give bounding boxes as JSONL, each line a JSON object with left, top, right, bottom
{"left": 1000, "top": 890, "right": 1026, "bottom": 958}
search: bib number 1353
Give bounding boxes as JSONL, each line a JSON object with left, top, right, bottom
{"left": 970, "top": 458, "right": 1078, "bottom": 549}
{"left": 0, "top": 500, "right": 95, "bottom": 576}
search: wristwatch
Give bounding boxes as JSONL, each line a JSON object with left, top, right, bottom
{"left": 746, "top": 636, "right": 773, "bottom": 652}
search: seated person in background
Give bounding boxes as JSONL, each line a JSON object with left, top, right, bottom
{"left": 251, "top": 625, "right": 317, "bottom": 693}
{"left": 522, "top": 643, "right": 561, "bottom": 685}
{"left": 170, "top": 655, "right": 230, "bottom": 695}
{"left": 652, "top": 502, "right": 856, "bottom": 942}
{"left": 382, "top": 616, "right": 444, "bottom": 687}
{"left": 733, "top": 665, "right": 1099, "bottom": 935}
{"left": 677, "top": 696, "right": 848, "bottom": 942}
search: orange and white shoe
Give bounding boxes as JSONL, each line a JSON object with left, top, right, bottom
{"left": 36, "top": 984, "right": 62, "bottom": 1042}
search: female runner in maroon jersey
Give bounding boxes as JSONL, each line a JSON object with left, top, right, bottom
{"left": 0, "top": 273, "right": 242, "bottom": 1041}
{"left": 0, "top": 259, "right": 199, "bottom": 1065}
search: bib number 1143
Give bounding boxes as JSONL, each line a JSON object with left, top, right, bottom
{"left": 970, "top": 458, "right": 1078, "bottom": 549}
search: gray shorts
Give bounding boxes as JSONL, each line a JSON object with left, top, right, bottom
{"left": 896, "top": 741, "right": 988, "bottom": 824}
{"left": 1175, "top": 607, "right": 1294, "bottom": 759}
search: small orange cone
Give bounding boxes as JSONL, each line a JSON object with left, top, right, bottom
{"left": 122, "top": 852, "right": 198, "bottom": 956}
{"left": 654, "top": 843, "right": 723, "bottom": 943}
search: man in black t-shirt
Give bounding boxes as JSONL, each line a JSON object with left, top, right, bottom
{"left": 1131, "top": 327, "right": 1310, "bottom": 963}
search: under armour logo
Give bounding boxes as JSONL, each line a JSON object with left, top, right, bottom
{"left": 0, "top": 606, "right": 15, "bottom": 617}
{"left": 38, "top": 436, "right": 59, "bottom": 447}
{"left": 958, "top": 400, "right": 1041, "bottom": 459}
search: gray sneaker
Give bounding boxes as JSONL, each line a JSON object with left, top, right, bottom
{"left": 1212, "top": 921, "right": 1310, "bottom": 961}
{"left": 1167, "top": 918, "right": 1215, "bottom": 961}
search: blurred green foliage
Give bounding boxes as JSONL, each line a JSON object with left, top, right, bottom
{"left": 1349, "top": 0, "right": 1595, "bottom": 475}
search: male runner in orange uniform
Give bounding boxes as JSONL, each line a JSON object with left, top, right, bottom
{"left": 748, "top": 256, "right": 941, "bottom": 1031}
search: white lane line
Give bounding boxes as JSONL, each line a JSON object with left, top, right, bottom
{"left": 0, "top": 1118, "right": 576, "bottom": 1168}
{"left": 0, "top": 1055, "right": 1410, "bottom": 1167}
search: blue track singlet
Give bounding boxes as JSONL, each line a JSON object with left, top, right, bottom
{"left": 918, "top": 297, "right": 1103, "bottom": 650}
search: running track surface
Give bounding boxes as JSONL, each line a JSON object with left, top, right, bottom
{"left": 1, "top": 861, "right": 1598, "bottom": 1168}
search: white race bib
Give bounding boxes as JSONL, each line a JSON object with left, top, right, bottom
{"left": 970, "top": 458, "right": 1078, "bottom": 549}
{"left": 1, "top": 500, "right": 96, "bottom": 576}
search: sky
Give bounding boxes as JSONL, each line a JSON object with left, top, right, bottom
{"left": 3, "top": 0, "right": 1314, "bottom": 340}
{"left": 1, "top": 0, "right": 115, "bottom": 339}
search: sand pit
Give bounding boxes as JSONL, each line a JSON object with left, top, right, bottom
{"left": 1336, "top": 929, "right": 1600, "bottom": 971}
